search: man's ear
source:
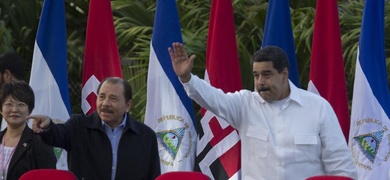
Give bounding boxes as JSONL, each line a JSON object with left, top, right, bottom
{"left": 2, "top": 69, "right": 14, "bottom": 82}
{"left": 282, "top": 68, "right": 289, "bottom": 81}
{"left": 126, "top": 100, "right": 133, "bottom": 112}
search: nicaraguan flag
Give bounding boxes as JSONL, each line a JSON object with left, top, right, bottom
{"left": 349, "top": 0, "right": 390, "bottom": 179}
{"left": 29, "top": 0, "right": 71, "bottom": 170}
{"left": 261, "top": 0, "right": 300, "bottom": 87}
{"left": 144, "top": 0, "right": 197, "bottom": 173}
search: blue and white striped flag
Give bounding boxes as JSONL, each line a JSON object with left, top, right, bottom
{"left": 348, "top": 0, "right": 390, "bottom": 179}
{"left": 144, "top": 0, "right": 197, "bottom": 173}
{"left": 29, "top": 0, "right": 71, "bottom": 170}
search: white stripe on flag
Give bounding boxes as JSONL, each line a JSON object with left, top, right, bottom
{"left": 30, "top": 44, "right": 70, "bottom": 121}
{"left": 349, "top": 50, "right": 390, "bottom": 179}
{"left": 307, "top": 80, "right": 320, "bottom": 95}
{"left": 351, "top": 57, "right": 388, "bottom": 121}
{"left": 30, "top": 42, "right": 70, "bottom": 170}
{"left": 145, "top": 45, "right": 196, "bottom": 172}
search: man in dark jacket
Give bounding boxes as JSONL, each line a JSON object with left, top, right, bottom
{"left": 29, "top": 77, "right": 161, "bottom": 180}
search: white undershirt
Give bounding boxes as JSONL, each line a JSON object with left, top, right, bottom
{"left": 0, "top": 145, "right": 15, "bottom": 180}
{"left": 270, "top": 96, "right": 289, "bottom": 110}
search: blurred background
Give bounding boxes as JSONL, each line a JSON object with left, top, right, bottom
{"left": 0, "top": 0, "right": 389, "bottom": 121}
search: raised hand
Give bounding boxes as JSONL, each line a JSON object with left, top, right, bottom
{"left": 168, "top": 42, "right": 196, "bottom": 83}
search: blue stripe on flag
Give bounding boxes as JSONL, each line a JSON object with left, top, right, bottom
{"left": 358, "top": 0, "right": 390, "bottom": 117}
{"left": 262, "top": 0, "right": 300, "bottom": 87}
{"left": 36, "top": 0, "right": 71, "bottom": 114}
{"left": 151, "top": 0, "right": 196, "bottom": 127}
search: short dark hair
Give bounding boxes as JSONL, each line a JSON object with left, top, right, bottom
{"left": 251, "top": 46, "right": 290, "bottom": 73}
{"left": 0, "top": 52, "right": 26, "bottom": 81}
{"left": 0, "top": 81, "right": 35, "bottom": 114}
{"left": 97, "top": 77, "right": 132, "bottom": 102}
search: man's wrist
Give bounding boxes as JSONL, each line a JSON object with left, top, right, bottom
{"left": 40, "top": 120, "right": 53, "bottom": 132}
{"left": 179, "top": 73, "right": 191, "bottom": 83}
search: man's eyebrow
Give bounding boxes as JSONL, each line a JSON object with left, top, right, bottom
{"left": 257, "top": 70, "right": 272, "bottom": 74}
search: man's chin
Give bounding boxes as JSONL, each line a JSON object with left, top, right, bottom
{"left": 259, "top": 91, "right": 270, "bottom": 96}
{"left": 259, "top": 93, "right": 272, "bottom": 102}
{"left": 101, "top": 118, "right": 115, "bottom": 125}
{"left": 99, "top": 112, "right": 112, "bottom": 119}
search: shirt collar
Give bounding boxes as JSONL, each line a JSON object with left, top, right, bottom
{"left": 287, "top": 80, "right": 303, "bottom": 106}
{"left": 255, "top": 80, "right": 303, "bottom": 107}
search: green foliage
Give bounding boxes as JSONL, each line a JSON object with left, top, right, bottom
{"left": 65, "top": 0, "right": 89, "bottom": 114}
{"left": 0, "top": 20, "right": 13, "bottom": 52}
{"left": 339, "top": 1, "right": 365, "bottom": 103}
{"left": 0, "top": 0, "right": 40, "bottom": 78}
{"left": 1, "top": 0, "right": 390, "bottom": 122}
{"left": 112, "top": 0, "right": 154, "bottom": 120}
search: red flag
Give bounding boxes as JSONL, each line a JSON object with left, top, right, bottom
{"left": 195, "top": 0, "right": 241, "bottom": 179}
{"left": 308, "top": 0, "right": 350, "bottom": 141}
{"left": 81, "top": 0, "right": 122, "bottom": 114}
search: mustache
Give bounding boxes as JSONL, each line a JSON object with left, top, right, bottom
{"left": 258, "top": 86, "right": 270, "bottom": 92}
{"left": 101, "top": 108, "right": 113, "bottom": 113}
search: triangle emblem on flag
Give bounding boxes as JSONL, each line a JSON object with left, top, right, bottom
{"left": 354, "top": 131, "right": 384, "bottom": 163}
{"left": 54, "top": 147, "right": 63, "bottom": 160}
{"left": 157, "top": 128, "right": 185, "bottom": 160}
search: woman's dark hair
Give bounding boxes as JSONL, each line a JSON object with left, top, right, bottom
{"left": 0, "top": 81, "right": 35, "bottom": 113}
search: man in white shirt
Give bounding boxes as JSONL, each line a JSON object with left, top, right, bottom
{"left": 169, "top": 43, "right": 357, "bottom": 180}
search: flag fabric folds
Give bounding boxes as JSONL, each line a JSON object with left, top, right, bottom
{"left": 307, "top": 0, "right": 350, "bottom": 141}
{"left": 349, "top": 0, "right": 390, "bottom": 179}
{"left": 261, "top": 0, "right": 300, "bottom": 87}
{"left": 29, "top": 0, "right": 71, "bottom": 170}
{"left": 144, "top": 0, "right": 197, "bottom": 173}
{"left": 81, "top": 0, "right": 122, "bottom": 115}
{"left": 194, "top": 0, "right": 241, "bottom": 179}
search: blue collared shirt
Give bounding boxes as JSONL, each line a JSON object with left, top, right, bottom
{"left": 102, "top": 114, "right": 127, "bottom": 180}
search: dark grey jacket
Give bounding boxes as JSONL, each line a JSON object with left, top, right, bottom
{"left": 39, "top": 112, "right": 160, "bottom": 180}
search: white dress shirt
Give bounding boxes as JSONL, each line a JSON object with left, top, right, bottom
{"left": 183, "top": 75, "right": 357, "bottom": 180}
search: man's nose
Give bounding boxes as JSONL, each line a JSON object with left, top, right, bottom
{"left": 102, "top": 98, "right": 110, "bottom": 106}
{"left": 257, "top": 76, "right": 265, "bottom": 85}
